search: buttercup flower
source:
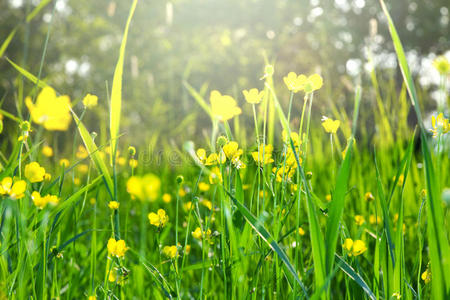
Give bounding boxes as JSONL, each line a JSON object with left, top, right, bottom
{"left": 82, "top": 93, "right": 98, "bottom": 109}
{"left": 421, "top": 268, "right": 431, "bottom": 284}
{"left": 298, "top": 227, "right": 305, "bottom": 236}
{"left": 342, "top": 238, "right": 367, "bottom": 256}
{"left": 198, "top": 182, "right": 210, "bottom": 192}
{"left": 354, "top": 215, "right": 365, "bottom": 226}
{"left": 242, "top": 88, "right": 264, "bottom": 104}
{"left": 148, "top": 209, "right": 169, "bottom": 228}
{"left": 192, "top": 227, "right": 211, "bottom": 240}
{"left": 127, "top": 174, "right": 161, "bottom": 201}
{"left": 364, "top": 192, "right": 374, "bottom": 202}
{"left": 321, "top": 117, "right": 340, "bottom": 134}
{"left": 42, "top": 146, "right": 53, "bottom": 157}
{"left": 162, "top": 245, "right": 178, "bottom": 259}
{"left": 26, "top": 86, "right": 71, "bottom": 131}
{"left": 0, "top": 177, "right": 26, "bottom": 199}
{"left": 283, "top": 72, "right": 307, "bottom": 93}
{"left": 210, "top": 90, "right": 242, "bottom": 121}
{"left": 430, "top": 113, "right": 449, "bottom": 138}
{"left": 108, "top": 201, "right": 120, "bottom": 210}
{"left": 107, "top": 238, "right": 128, "bottom": 258}
{"left": 24, "top": 162, "right": 46, "bottom": 183}
{"left": 252, "top": 144, "right": 274, "bottom": 166}
{"left": 162, "top": 193, "right": 172, "bottom": 203}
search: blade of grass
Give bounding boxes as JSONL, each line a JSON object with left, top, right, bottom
{"left": 5, "top": 58, "right": 48, "bottom": 89}
{"left": 380, "top": 1, "right": 450, "bottom": 298}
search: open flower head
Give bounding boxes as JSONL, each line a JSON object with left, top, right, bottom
{"left": 0, "top": 177, "right": 26, "bottom": 199}
{"left": 82, "top": 93, "right": 98, "bottom": 109}
{"left": 321, "top": 117, "right": 340, "bottom": 134}
{"left": 107, "top": 238, "right": 128, "bottom": 258}
{"left": 421, "top": 268, "right": 431, "bottom": 284}
{"left": 342, "top": 238, "right": 367, "bottom": 256}
{"left": 210, "top": 90, "right": 241, "bottom": 121}
{"left": 24, "top": 162, "right": 46, "bottom": 183}
{"left": 162, "top": 245, "right": 178, "bottom": 259}
{"left": 26, "top": 86, "right": 71, "bottom": 131}
{"left": 108, "top": 201, "right": 120, "bottom": 210}
{"left": 430, "top": 113, "right": 449, "bottom": 137}
{"left": 243, "top": 88, "right": 264, "bottom": 104}
{"left": 148, "top": 209, "right": 169, "bottom": 228}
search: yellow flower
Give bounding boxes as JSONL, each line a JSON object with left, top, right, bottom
{"left": 430, "top": 113, "right": 449, "bottom": 138}
{"left": 192, "top": 227, "right": 211, "bottom": 240}
{"left": 298, "top": 227, "right": 305, "bottom": 236}
{"left": 24, "top": 162, "right": 46, "bottom": 183}
{"left": 369, "top": 215, "right": 382, "bottom": 225}
{"left": 303, "top": 74, "right": 323, "bottom": 93}
{"left": 31, "top": 191, "right": 46, "bottom": 209}
{"left": 251, "top": 144, "right": 274, "bottom": 165}
{"left": 179, "top": 187, "right": 187, "bottom": 197}
{"left": 148, "top": 209, "right": 169, "bottom": 228}
{"left": 432, "top": 55, "right": 450, "bottom": 75}
{"left": 196, "top": 148, "right": 207, "bottom": 164}
{"left": 183, "top": 201, "right": 192, "bottom": 211}
{"left": 421, "top": 268, "right": 431, "bottom": 284}
{"left": 44, "top": 194, "right": 59, "bottom": 206}
{"left": 129, "top": 158, "right": 138, "bottom": 168}
{"left": 209, "top": 166, "right": 223, "bottom": 184}
{"left": 82, "top": 93, "right": 98, "bottom": 109}
{"left": 108, "top": 201, "right": 120, "bottom": 210}
{"left": 162, "top": 245, "right": 178, "bottom": 259}
{"left": 242, "top": 88, "right": 264, "bottom": 104}
{"left": 77, "top": 164, "right": 89, "bottom": 174}
{"left": 185, "top": 245, "right": 191, "bottom": 254}
{"left": 44, "top": 173, "right": 52, "bottom": 181}
{"left": 200, "top": 199, "right": 212, "bottom": 210}
{"left": 127, "top": 174, "right": 161, "bottom": 201}
{"left": 162, "top": 193, "right": 172, "bottom": 203}
{"left": 354, "top": 215, "right": 365, "bottom": 226}
{"left": 210, "top": 90, "right": 241, "bottom": 121}
{"left": 393, "top": 174, "right": 404, "bottom": 186}
{"left": 0, "top": 177, "right": 26, "bottom": 200}
{"left": 42, "top": 146, "right": 53, "bottom": 157}
{"left": 59, "top": 159, "right": 70, "bottom": 167}
{"left": 283, "top": 72, "right": 307, "bottom": 93}
{"left": 321, "top": 117, "right": 340, "bottom": 134}
{"left": 282, "top": 130, "right": 301, "bottom": 147}
{"left": 25, "top": 86, "right": 71, "bottom": 131}
{"left": 76, "top": 145, "right": 89, "bottom": 159}
{"left": 88, "top": 296, "right": 96, "bottom": 300}
{"left": 325, "top": 194, "right": 332, "bottom": 202}
{"left": 222, "top": 141, "right": 240, "bottom": 160}
{"left": 364, "top": 192, "right": 374, "bottom": 202}
{"left": 342, "top": 238, "right": 367, "bottom": 256}
{"left": 198, "top": 182, "right": 210, "bottom": 192}
{"left": 107, "top": 238, "right": 128, "bottom": 258}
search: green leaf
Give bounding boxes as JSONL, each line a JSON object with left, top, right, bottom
{"left": 183, "top": 81, "right": 212, "bottom": 119}
{"left": 110, "top": 0, "right": 138, "bottom": 159}
{"left": 335, "top": 255, "right": 376, "bottom": 300}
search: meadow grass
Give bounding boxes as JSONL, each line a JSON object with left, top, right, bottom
{"left": 0, "top": 0, "right": 449, "bottom": 299}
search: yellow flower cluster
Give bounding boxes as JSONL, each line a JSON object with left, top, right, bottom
{"left": 192, "top": 227, "right": 211, "bottom": 240}
{"left": 430, "top": 113, "right": 449, "bottom": 138}
{"left": 26, "top": 86, "right": 72, "bottom": 131}
{"left": 108, "top": 201, "right": 120, "bottom": 210}
{"left": 31, "top": 191, "right": 59, "bottom": 209}
{"left": 126, "top": 174, "right": 161, "bottom": 201}
{"left": 82, "top": 93, "right": 98, "bottom": 109}
{"left": 222, "top": 141, "right": 246, "bottom": 169}
{"left": 342, "top": 238, "right": 367, "bottom": 256}
{"left": 107, "top": 238, "right": 128, "bottom": 258}
{"left": 283, "top": 72, "right": 323, "bottom": 93}
{"left": 251, "top": 144, "right": 274, "bottom": 166}
{"left": 148, "top": 209, "right": 169, "bottom": 229}
{"left": 0, "top": 177, "right": 26, "bottom": 199}
{"left": 421, "top": 268, "right": 431, "bottom": 284}
{"left": 162, "top": 245, "right": 178, "bottom": 259}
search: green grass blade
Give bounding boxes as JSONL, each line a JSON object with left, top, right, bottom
{"left": 5, "top": 58, "right": 48, "bottom": 88}
{"left": 110, "top": 0, "right": 138, "bottom": 159}
{"left": 183, "top": 81, "right": 213, "bottom": 118}
{"left": 325, "top": 86, "right": 361, "bottom": 274}
{"left": 224, "top": 190, "right": 309, "bottom": 298}
{"left": 71, "top": 111, "right": 114, "bottom": 199}
{"left": 335, "top": 255, "right": 376, "bottom": 300}
{"left": 380, "top": 1, "right": 450, "bottom": 298}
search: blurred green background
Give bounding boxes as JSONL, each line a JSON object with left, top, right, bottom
{"left": 0, "top": 0, "right": 448, "bottom": 152}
